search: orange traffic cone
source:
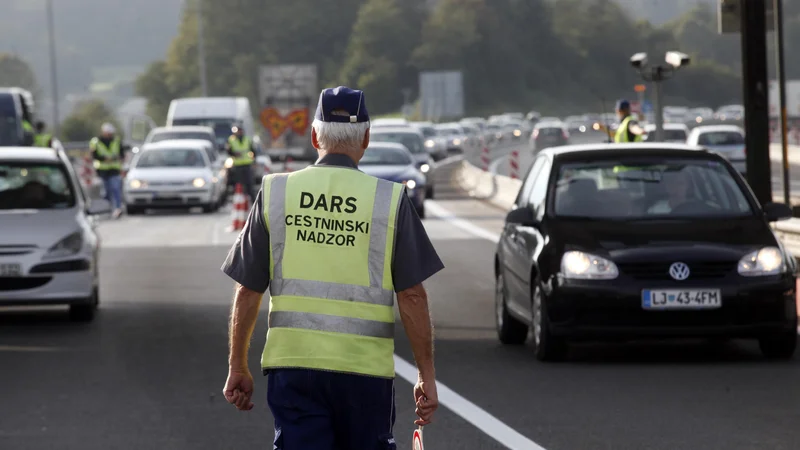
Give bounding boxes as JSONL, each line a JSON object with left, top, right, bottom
{"left": 227, "top": 183, "right": 247, "bottom": 232}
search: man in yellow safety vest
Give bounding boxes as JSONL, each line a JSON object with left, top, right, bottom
{"left": 226, "top": 124, "right": 257, "bottom": 203}
{"left": 90, "top": 123, "right": 125, "bottom": 219}
{"left": 220, "top": 86, "right": 442, "bottom": 449}
{"left": 614, "top": 99, "right": 645, "bottom": 143}
{"left": 34, "top": 121, "right": 53, "bottom": 148}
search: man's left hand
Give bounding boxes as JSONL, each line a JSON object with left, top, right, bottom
{"left": 223, "top": 368, "right": 255, "bottom": 411}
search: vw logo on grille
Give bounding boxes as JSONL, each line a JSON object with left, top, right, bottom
{"left": 669, "top": 262, "right": 690, "bottom": 281}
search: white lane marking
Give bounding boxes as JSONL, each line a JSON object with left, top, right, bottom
{"left": 425, "top": 201, "right": 501, "bottom": 243}
{"left": 0, "top": 345, "right": 64, "bottom": 352}
{"left": 394, "top": 355, "right": 546, "bottom": 450}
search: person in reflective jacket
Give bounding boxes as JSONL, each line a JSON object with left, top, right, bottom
{"left": 221, "top": 86, "right": 442, "bottom": 449}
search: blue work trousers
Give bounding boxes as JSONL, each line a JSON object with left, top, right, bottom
{"left": 101, "top": 174, "right": 122, "bottom": 210}
{"left": 267, "top": 369, "right": 396, "bottom": 450}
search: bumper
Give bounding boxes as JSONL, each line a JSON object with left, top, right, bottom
{"left": 546, "top": 275, "right": 797, "bottom": 339}
{"left": 125, "top": 188, "right": 213, "bottom": 207}
{"left": 0, "top": 270, "right": 94, "bottom": 306}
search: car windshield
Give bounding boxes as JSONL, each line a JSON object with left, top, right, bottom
{"left": 0, "top": 162, "right": 76, "bottom": 210}
{"left": 437, "top": 127, "right": 460, "bottom": 136}
{"left": 360, "top": 147, "right": 413, "bottom": 165}
{"left": 697, "top": 131, "right": 744, "bottom": 146}
{"left": 538, "top": 127, "right": 563, "bottom": 136}
{"left": 417, "top": 126, "right": 437, "bottom": 138}
{"left": 370, "top": 132, "right": 425, "bottom": 154}
{"left": 553, "top": 158, "right": 752, "bottom": 219}
{"left": 171, "top": 118, "right": 231, "bottom": 146}
{"left": 150, "top": 131, "right": 214, "bottom": 144}
{"left": 135, "top": 149, "right": 207, "bottom": 168}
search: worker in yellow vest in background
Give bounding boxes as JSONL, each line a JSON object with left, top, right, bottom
{"left": 90, "top": 123, "right": 125, "bottom": 219}
{"left": 614, "top": 99, "right": 645, "bottom": 143}
{"left": 226, "top": 124, "right": 257, "bottom": 204}
{"left": 34, "top": 121, "right": 53, "bottom": 148}
{"left": 220, "top": 86, "right": 442, "bottom": 449}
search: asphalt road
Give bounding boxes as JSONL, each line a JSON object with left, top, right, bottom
{"left": 3, "top": 152, "right": 800, "bottom": 449}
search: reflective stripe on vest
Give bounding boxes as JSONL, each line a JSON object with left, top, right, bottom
{"left": 614, "top": 116, "right": 643, "bottom": 143}
{"left": 34, "top": 133, "right": 52, "bottom": 147}
{"left": 261, "top": 167, "right": 403, "bottom": 378}
{"left": 228, "top": 136, "right": 253, "bottom": 166}
{"left": 91, "top": 137, "right": 122, "bottom": 170}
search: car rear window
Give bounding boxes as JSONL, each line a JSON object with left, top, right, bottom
{"left": 697, "top": 131, "right": 744, "bottom": 146}
{"left": 371, "top": 132, "right": 425, "bottom": 154}
{"left": 150, "top": 132, "right": 214, "bottom": 145}
{"left": 360, "top": 147, "right": 413, "bottom": 165}
{"left": 135, "top": 149, "right": 207, "bottom": 168}
{"left": 0, "top": 162, "right": 76, "bottom": 209}
{"left": 538, "top": 128, "right": 563, "bottom": 136}
{"left": 553, "top": 158, "right": 752, "bottom": 219}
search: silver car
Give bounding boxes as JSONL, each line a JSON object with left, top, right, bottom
{"left": 124, "top": 140, "right": 228, "bottom": 214}
{"left": 687, "top": 125, "right": 746, "bottom": 174}
{"left": 0, "top": 147, "right": 110, "bottom": 321}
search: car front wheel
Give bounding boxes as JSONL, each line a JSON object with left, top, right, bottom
{"left": 426, "top": 185, "right": 435, "bottom": 199}
{"left": 531, "top": 283, "right": 567, "bottom": 361}
{"left": 495, "top": 272, "right": 528, "bottom": 345}
{"left": 69, "top": 288, "right": 98, "bottom": 322}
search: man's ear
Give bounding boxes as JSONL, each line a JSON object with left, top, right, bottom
{"left": 312, "top": 128, "right": 320, "bottom": 150}
{"left": 362, "top": 129, "right": 370, "bottom": 150}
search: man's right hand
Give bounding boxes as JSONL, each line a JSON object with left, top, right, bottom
{"left": 413, "top": 376, "right": 439, "bottom": 426}
{"left": 223, "top": 368, "right": 255, "bottom": 411}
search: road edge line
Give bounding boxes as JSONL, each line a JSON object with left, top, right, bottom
{"left": 426, "top": 200, "right": 501, "bottom": 243}
{"left": 393, "top": 355, "right": 547, "bottom": 450}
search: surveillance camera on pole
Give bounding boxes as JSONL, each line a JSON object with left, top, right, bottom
{"left": 665, "top": 51, "right": 690, "bottom": 69}
{"left": 629, "top": 50, "right": 688, "bottom": 142}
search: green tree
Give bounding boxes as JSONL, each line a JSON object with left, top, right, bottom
{"left": 0, "top": 53, "right": 38, "bottom": 92}
{"left": 135, "top": 61, "right": 173, "bottom": 125}
{"left": 339, "top": 0, "right": 425, "bottom": 113}
{"left": 60, "top": 99, "right": 121, "bottom": 142}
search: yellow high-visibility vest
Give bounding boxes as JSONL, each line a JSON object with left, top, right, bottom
{"left": 261, "top": 166, "right": 404, "bottom": 378}
{"left": 228, "top": 135, "right": 254, "bottom": 166}
{"left": 34, "top": 133, "right": 52, "bottom": 148}
{"left": 90, "top": 137, "right": 122, "bottom": 171}
{"left": 614, "top": 115, "right": 643, "bottom": 143}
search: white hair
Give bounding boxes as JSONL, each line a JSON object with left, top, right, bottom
{"left": 312, "top": 119, "right": 370, "bottom": 153}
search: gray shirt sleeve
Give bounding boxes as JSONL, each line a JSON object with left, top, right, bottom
{"left": 221, "top": 189, "right": 272, "bottom": 293}
{"left": 391, "top": 193, "right": 444, "bottom": 292}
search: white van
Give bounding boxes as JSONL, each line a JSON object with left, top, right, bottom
{"left": 166, "top": 97, "right": 255, "bottom": 149}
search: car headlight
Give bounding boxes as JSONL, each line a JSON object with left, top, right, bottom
{"left": 192, "top": 178, "right": 207, "bottom": 188}
{"left": 224, "top": 157, "right": 234, "bottom": 169}
{"left": 738, "top": 247, "right": 785, "bottom": 276}
{"left": 424, "top": 140, "right": 435, "bottom": 148}
{"left": 129, "top": 179, "right": 145, "bottom": 189}
{"left": 44, "top": 231, "right": 84, "bottom": 260}
{"left": 404, "top": 180, "right": 417, "bottom": 190}
{"left": 453, "top": 139, "right": 462, "bottom": 146}
{"left": 561, "top": 251, "right": 619, "bottom": 280}
{"left": 420, "top": 164, "right": 430, "bottom": 173}
{"left": 513, "top": 130, "right": 522, "bottom": 137}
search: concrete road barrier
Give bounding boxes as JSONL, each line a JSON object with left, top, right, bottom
{"left": 451, "top": 159, "right": 522, "bottom": 211}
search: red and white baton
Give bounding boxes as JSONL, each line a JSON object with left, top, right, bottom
{"left": 412, "top": 426, "right": 424, "bottom": 450}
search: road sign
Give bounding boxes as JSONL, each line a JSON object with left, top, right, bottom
{"left": 419, "top": 71, "right": 464, "bottom": 121}
{"left": 718, "top": 0, "right": 774, "bottom": 34}
{"left": 634, "top": 84, "right": 646, "bottom": 93}
{"left": 258, "top": 64, "right": 318, "bottom": 152}
{"left": 641, "top": 100, "right": 653, "bottom": 114}
{"left": 630, "top": 102, "right": 641, "bottom": 114}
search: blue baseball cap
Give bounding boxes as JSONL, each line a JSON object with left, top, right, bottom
{"left": 616, "top": 99, "right": 631, "bottom": 110}
{"left": 314, "top": 86, "right": 370, "bottom": 123}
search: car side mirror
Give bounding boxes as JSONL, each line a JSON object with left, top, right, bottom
{"left": 505, "top": 205, "right": 538, "bottom": 226}
{"left": 763, "top": 202, "right": 792, "bottom": 222}
{"left": 87, "top": 198, "right": 112, "bottom": 215}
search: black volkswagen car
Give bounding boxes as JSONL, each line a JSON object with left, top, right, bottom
{"left": 495, "top": 143, "right": 797, "bottom": 361}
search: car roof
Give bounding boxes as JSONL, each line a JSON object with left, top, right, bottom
{"left": 142, "top": 140, "right": 214, "bottom": 150}
{"left": 535, "top": 121, "right": 565, "bottom": 128}
{"left": 371, "top": 126, "right": 423, "bottom": 135}
{"left": 0, "top": 147, "right": 61, "bottom": 162}
{"left": 538, "top": 142, "right": 710, "bottom": 159}
{"left": 644, "top": 123, "right": 689, "bottom": 130}
{"left": 367, "top": 142, "right": 410, "bottom": 151}
{"left": 150, "top": 126, "right": 214, "bottom": 134}
{"left": 691, "top": 125, "right": 744, "bottom": 133}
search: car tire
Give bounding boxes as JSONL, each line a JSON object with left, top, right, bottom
{"left": 531, "top": 283, "right": 567, "bottom": 362}
{"left": 416, "top": 202, "right": 426, "bottom": 219}
{"left": 495, "top": 272, "right": 529, "bottom": 345}
{"left": 126, "top": 205, "right": 144, "bottom": 216}
{"left": 69, "top": 288, "right": 98, "bottom": 323}
{"left": 426, "top": 185, "right": 435, "bottom": 200}
{"left": 758, "top": 329, "right": 797, "bottom": 360}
